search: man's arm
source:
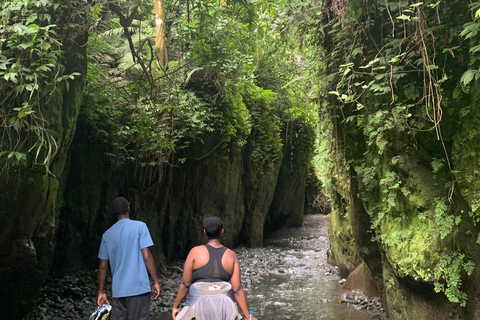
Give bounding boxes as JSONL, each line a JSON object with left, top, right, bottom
{"left": 97, "top": 259, "right": 110, "bottom": 306}
{"left": 141, "top": 247, "right": 161, "bottom": 299}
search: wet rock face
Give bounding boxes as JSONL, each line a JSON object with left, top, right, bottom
{"left": 0, "top": 33, "right": 88, "bottom": 319}
{"left": 0, "top": 238, "right": 40, "bottom": 317}
{"left": 266, "top": 137, "right": 307, "bottom": 230}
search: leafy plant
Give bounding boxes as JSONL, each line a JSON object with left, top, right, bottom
{"left": 0, "top": 0, "right": 90, "bottom": 174}
{"left": 434, "top": 251, "right": 475, "bottom": 307}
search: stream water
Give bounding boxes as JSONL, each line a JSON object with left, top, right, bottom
{"left": 242, "top": 214, "right": 372, "bottom": 320}
{"left": 153, "top": 214, "right": 373, "bottom": 320}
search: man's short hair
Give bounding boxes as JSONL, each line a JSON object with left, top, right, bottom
{"left": 203, "top": 216, "right": 223, "bottom": 239}
{"left": 111, "top": 197, "right": 129, "bottom": 216}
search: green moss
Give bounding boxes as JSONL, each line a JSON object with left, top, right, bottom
{"left": 452, "top": 83, "right": 480, "bottom": 221}
{"left": 380, "top": 213, "right": 438, "bottom": 281}
{"left": 223, "top": 91, "right": 252, "bottom": 147}
{"left": 328, "top": 187, "right": 362, "bottom": 274}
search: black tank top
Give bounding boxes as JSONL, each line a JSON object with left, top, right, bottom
{"left": 191, "top": 244, "right": 231, "bottom": 283}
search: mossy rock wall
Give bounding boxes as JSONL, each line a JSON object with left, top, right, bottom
{"left": 381, "top": 256, "right": 461, "bottom": 320}
{"left": 327, "top": 186, "right": 360, "bottom": 278}
{"left": 319, "top": 0, "right": 480, "bottom": 317}
{"left": 326, "top": 83, "right": 480, "bottom": 319}
{"left": 267, "top": 119, "right": 314, "bottom": 230}
{"left": 53, "top": 115, "right": 128, "bottom": 272}
{"left": 0, "top": 34, "right": 88, "bottom": 319}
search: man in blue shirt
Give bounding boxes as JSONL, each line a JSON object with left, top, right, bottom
{"left": 97, "top": 197, "right": 161, "bottom": 320}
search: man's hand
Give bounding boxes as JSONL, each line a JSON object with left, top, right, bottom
{"left": 154, "top": 282, "right": 161, "bottom": 299}
{"left": 97, "top": 259, "right": 110, "bottom": 306}
{"left": 97, "top": 292, "right": 109, "bottom": 306}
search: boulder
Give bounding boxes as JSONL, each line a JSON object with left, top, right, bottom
{"left": 342, "top": 262, "right": 379, "bottom": 298}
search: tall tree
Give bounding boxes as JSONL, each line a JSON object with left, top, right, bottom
{"left": 155, "top": 0, "right": 167, "bottom": 68}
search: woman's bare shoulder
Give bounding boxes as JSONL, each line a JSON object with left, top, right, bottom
{"left": 189, "top": 244, "right": 206, "bottom": 253}
{"left": 225, "top": 247, "right": 239, "bottom": 259}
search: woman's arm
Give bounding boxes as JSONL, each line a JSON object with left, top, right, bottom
{"left": 230, "top": 252, "right": 257, "bottom": 320}
{"left": 172, "top": 247, "right": 197, "bottom": 319}
{"left": 172, "top": 282, "right": 189, "bottom": 319}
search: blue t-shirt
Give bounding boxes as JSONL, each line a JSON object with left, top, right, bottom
{"left": 98, "top": 218, "right": 154, "bottom": 298}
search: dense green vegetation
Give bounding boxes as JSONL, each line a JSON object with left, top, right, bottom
{"left": 0, "top": 0, "right": 317, "bottom": 176}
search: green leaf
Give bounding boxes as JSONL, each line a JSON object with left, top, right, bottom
{"left": 410, "top": 2, "right": 423, "bottom": 8}
{"left": 351, "top": 47, "right": 362, "bottom": 57}
{"left": 397, "top": 14, "right": 411, "bottom": 21}
{"left": 460, "top": 22, "right": 478, "bottom": 39}
{"left": 38, "top": 42, "right": 51, "bottom": 51}
{"left": 15, "top": 152, "right": 24, "bottom": 161}
{"left": 460, "top": 70, "right": 480, "bottom": 86}
{"left": 18, "top": 42, "right": 33, "bottom": 50}
{"left": 18, "top": 109, "right": 30, "bottom": 118}
{"left": 36, "top": 65, "right": 51, "bottom": 72}
{"left": 26, "top": 13, "right": 38, "bottom": 24}
{"left": 4, "top": 72, "right": 18, "bottom": 83}
{"left": 388, "top": 2, "right": 398, "bottom": 10}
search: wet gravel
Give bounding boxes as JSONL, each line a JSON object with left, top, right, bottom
{"left": 27, "top": 215, "right": 387, "bottom": 320}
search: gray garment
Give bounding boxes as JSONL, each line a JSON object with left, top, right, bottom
{"left": 185, "top": 281, "right": 235, "bottom": 306}
{"left": 177, "top": 282, "right": 242, "bottom": 320}
{"left": 111, "top": 292, "right": 150, "bottom": 320}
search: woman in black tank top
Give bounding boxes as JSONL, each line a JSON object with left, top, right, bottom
{"left": 172, "top": 216, "right": 258, "bottom": 320}
{"left": 191, "top": 244, "right": 231, "bottom": 283}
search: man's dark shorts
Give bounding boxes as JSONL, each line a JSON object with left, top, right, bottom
{"left": 111, "top": 292, "right": 151, "bottom": 320}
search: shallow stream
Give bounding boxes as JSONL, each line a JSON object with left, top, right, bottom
{"left": 240, "top": 214, "right": 372, "bottom": 320}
